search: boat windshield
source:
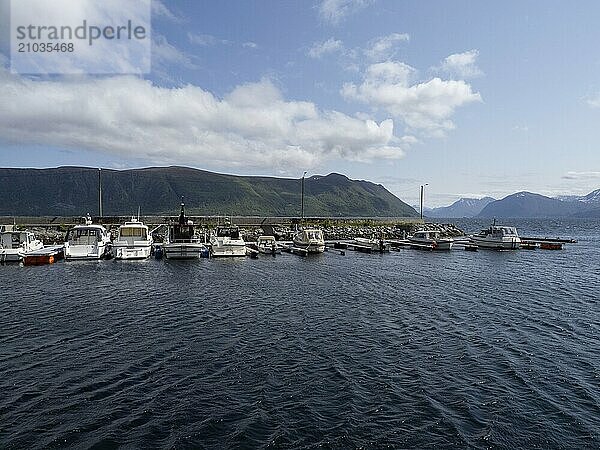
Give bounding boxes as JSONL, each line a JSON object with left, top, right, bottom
{"left": 217, "top": 227, "right": 240, "bottom": 239}
{"left": 67, "top": 228, "right": 102, "bottom": 244}
{"left": 306, "top": 230, "right": 323, "bottom": 240}
{"left": 120, "top": 226, "right": 147, "bottom": 240}
{"left": 170, "top": 224, "right": 195, "bottom": 241}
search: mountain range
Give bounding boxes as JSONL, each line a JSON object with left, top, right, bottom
{"left": 0, "top": 166, "right": 418, "bottom": 217}
{"left": 426, "top": 197, "right": 496, "bottom": 218}
{"left": 428, "top": 190, "right": 600, "bottom": 218}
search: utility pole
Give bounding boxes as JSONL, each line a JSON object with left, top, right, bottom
{"left": 420, "top": 183, "right": 428, "bottom": 220}
{"left": 301, "top": 171, "right": 307, "bottom": 222}
{"left": 98, "top": 168, "right": 103, "bottom": 218}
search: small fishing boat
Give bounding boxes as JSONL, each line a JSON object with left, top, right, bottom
{"left": 352, "top": 236, "right": 390, "bottom": 252}
{"left": 112, "top": 218, "right": 153, "bottom": 260}
{"left": 0, "top": 230, "right": 44, "bottom": 263}
{"left": 210, "top": 224, "right": 246, "bottom": 257}
{"left": 409, "top": 230, "right": 454, "bottom": 250}
{"left": 256, "top": 235, "right": 281, "bottom": 255}
{"left": 163, "top": 199, "right": 207, "bottom": 260}
{"left": 293, "top": 227, "right": 325, "bottom": 253}
{"left": 470, "top": 223, "right": 521, "bottom": 250}
{"left": 64, "top": 215, "right": 111, "bottom": 260}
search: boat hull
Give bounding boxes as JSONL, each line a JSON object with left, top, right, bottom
{"left": 163, "top": 243, "right": 207, "bottom": 259}
{"left": 113, "top": 244, "right": 152, "bottom": 260}
{"left": 64, "top": 243, "right": 108, "bottom": 260}
{"left": 211, "top": 245, "right": 247, "bottom": 257}
{"left": 0, "top": 250, "right": 24, "bottom": 263}
{"left": 292, "top": 240, "right": 325, "bottom": 253}
{"left": 471, "top": 237, "right": 521, "bottom": 250}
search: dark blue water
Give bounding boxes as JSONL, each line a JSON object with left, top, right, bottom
{"left": 1, "top": 219, "right": 599, "bottom": 449}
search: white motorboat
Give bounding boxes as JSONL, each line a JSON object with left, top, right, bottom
{"left": 471, "top": 224, "right": 521, "bottom": 250}
{"left": 0, "top": 230, "right": 44, "bottom": 263}
{"left": 293, "top": 227, "right": 325, "bottom": 253}
{"left": 352, "top": 236, "right": 390, "bottom": 252}
{"left": 409, "top": 230, "right": 454, "bottom": 250}
{"left": 64, "top": 215, "right": 111, "bottom": 260}
{"left": 112, "top": 218, "right": 153, "bottom": 260}
{"left": 210, "top": 225, "right": 246, "bottom": 257}
{"left": 256, "top": 235, "right": 281, "bottom": 255}
{"left": 163, "top": 199, "right": 207, "bottom": 260}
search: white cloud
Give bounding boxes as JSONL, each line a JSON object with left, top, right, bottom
{"left": 317, "top": 0, "right": 373, "bottom": 25}
{"left": 585, "top": 93, "right": 600, "bottom": 108}
{"left": 151, "top": 0, "right": 179, "bottom": 22}
{"left": 364, "top": 33, "right": 410, "bottom": 61}
{"left": 562, "top": 171, "right": 600, "bottom": 180}
{"left": 342, "top": 61, "right": 482, "bottom": 135}
{"left": 187, "top": 33, "right": 230, "bottom": 46}
{"left": 308, "top": 38, "right": 344, "bottom": 58}
{"left": 242, "top": 42, "right": 258, "bottom": 49}
{"left": 438, "top": 50, "right": 482, "bottom": 79}
{"left": 0, "top": 69, "right": 406, "bottom": 171}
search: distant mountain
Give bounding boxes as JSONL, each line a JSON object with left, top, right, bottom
{"left": 0, "top": 166, "right": 418, "bottom": 217}
{"left": 477, "top": 191, "right": 598, "bottom": 218}
{"left": 427, "top": 197, "right": 495, "bottom": 218}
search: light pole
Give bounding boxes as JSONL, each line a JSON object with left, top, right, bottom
{"left": 301, "top": 171, "right": 307, "bottom": 222}
{"left": 98, "top": 168, "right": 103, "bottom": 219}
{"left": 420, "top": 183, "right": 428, "bottom": 220}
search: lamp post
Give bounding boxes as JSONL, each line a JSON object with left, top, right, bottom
{"left": 301, "top": 171, "right": 307, "bottom": 222}
{"left": 98, "top": 168, "right": 103, "bottom": 219}
{"left": 420, "top": 183, "right": 428, "bottom": 220}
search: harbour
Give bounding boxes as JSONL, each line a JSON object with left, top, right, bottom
{"left": 1, "top": 217, "right": 599, "bottom": 448}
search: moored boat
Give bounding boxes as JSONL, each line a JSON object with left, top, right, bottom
{"left": 352, "top": 236, "right": 390, "bottom": 252}
{"left": 256, "top": 235, "right": 281, "bottom": 255}
{"left": 293, "top": 227, "right": 325, "bottom": 253}
{"left": 409, "top": 230, "right": 454, "bottom": 250}
{"left": 210, "top": 224, "right": 246, "bottom": 257}
{"left": 112, "top": 218, "right": 153, "bottom": 260}
{"left": 163, "top": 199, "right": 207, "bottom": 260}
{"left": 0, "top": 230, "right": 44, "bottom": 263}
{"left": 64, "top": 215, "right": 111, "bottom": 260}
{"left": 471, "top": 223, "right": 521, "bottom": 250}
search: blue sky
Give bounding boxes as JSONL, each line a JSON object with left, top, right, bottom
{"left": 1, "top": 0, "right": 600, "bottom": 206}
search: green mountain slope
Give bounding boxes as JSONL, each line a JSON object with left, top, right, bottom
{"left": 0, "top": 166, "right": 418, "bottom": 217}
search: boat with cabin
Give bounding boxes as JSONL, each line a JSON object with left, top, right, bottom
{"left": 112, "top": 218, "right": 153, "bottom": 260}
{"left": 256, "top": 235, "right": 281, "bottom": 255}
{"left": 210, "top": 224, "right": 246, "bottom": 257}
{"left": 163, "top": 199, "right": 207, "bottom": 259}
{"left": 64, "top": 214, "right": 111, "bottom": 260}
{"left": 293, "top": 227, "right": 325, "bottom": 253}
{"left": 409, "top": 230, "right": 454, "bottom": 250}
{"left": 0, "top": 230, "right": 44, "bottom": 263}
{"left": 471, "top": 222, "right": 521, "bottom": 250}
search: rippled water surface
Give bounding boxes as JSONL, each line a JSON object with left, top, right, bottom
{"left": 1, "top": 219, "right": 599, "bottom": 449}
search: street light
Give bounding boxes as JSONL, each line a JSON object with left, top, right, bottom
{"left": 420, "top": 183, "right": 428, "bottom": 220}
{"left": 301, "top": 171, "right": 307, "bottom": 222}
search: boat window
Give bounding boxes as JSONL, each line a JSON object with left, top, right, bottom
{"left": 121, "top": 227, "right": 147, "bottom": 238}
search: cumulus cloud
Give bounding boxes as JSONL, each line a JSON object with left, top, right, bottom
{"left": 317, "top": 0, "right": 373, "bottom": 25}
{"left": 364, "top": 33, "right": 410, "bottom": 61}
{"left": 342, "top": 61, "right": 482, "bottom": 135}
{"left": 308, "top": 38, "right": 344, "bottom": 58}
{"left": 438, "top": 50, "right": 482, "bottom": 79}
{"left": 0, "top": 69, "right": 405, "bottom": 171}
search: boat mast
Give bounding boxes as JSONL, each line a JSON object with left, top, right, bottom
{"left": 178, "top": 196, "right": 186, "bottom": 225}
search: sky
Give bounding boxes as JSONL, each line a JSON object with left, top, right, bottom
{"left": 1, "top": 0, "right": 600, "bottom": 207}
